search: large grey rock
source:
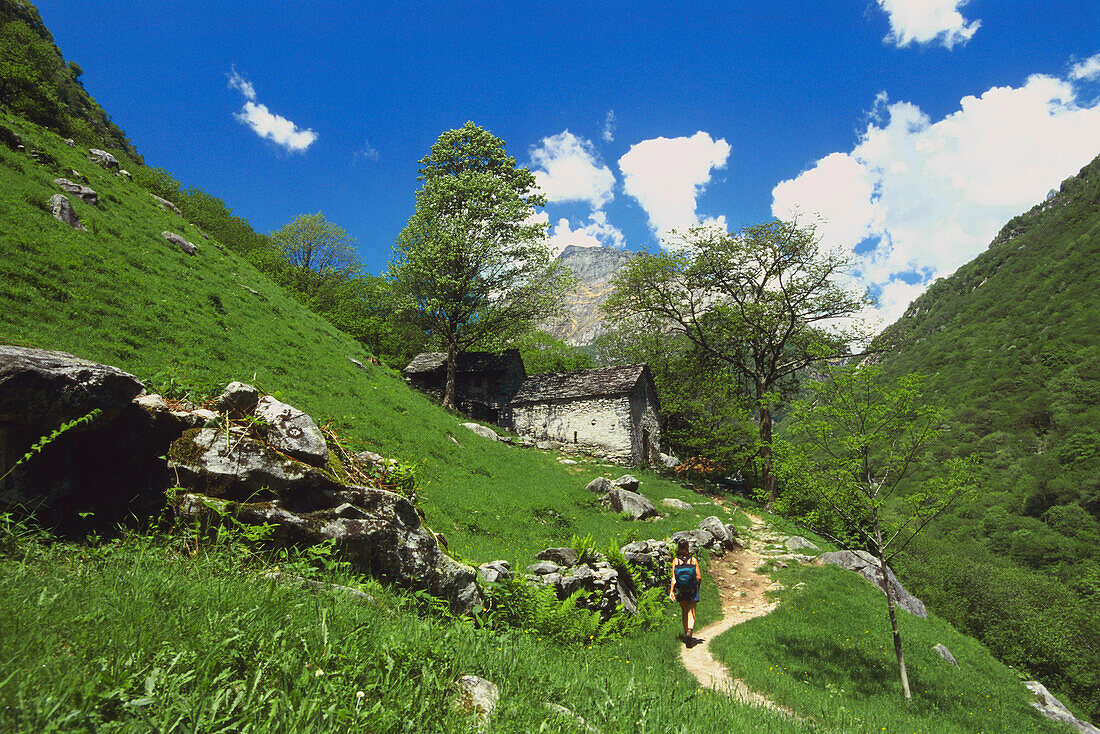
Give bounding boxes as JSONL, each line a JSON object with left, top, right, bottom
{"left": 152, "top": 194, "right": 182, "bottom": 216}
{"left": 658, "top": 453, "right": 680, "bottom": 468}
{"left": 620, "top": 539, "right": 670, "bottom": 570}
{"left": 558, "top": 564, "right": 597, "bottom": 595}
{"left": 671, "top": 529, "right": 712, "bottom": 554}
{"left": 477, "top": 560, "right": 512, "bottom": 584}
{"left": 785, "top": 536, "right": 820, "bottom": 551}
{"left": 461, "top": 422, "right": 500, "bottom": 442}
{"left": 168, "top": 427, "right": 340, "bottom": 499}
{"left": 612, "top": 474, "right": 639, "bottom": 492}
{"left": 526, "top": 561, "right": 561, "bottom": 575}
{"left": 215, "top": 382, "right": 259, "bottom": 416}
{"left": 161, "top": 231, "right": 197, "bottom": 255}
{"left": 933, "top": 643, "right": 958, "bottom": 667}
{"left": 698, "top": 516, "right": 737, "bottom": 549}
{"left": 49, "top": 194, "right": 86, "bottom": 231}
{"left": 606, "top": 487, "right": 658, "bottom": 520}
{"left": 454, "top": 675, "right": 499, "bottom": 730}
{"left": 254, "top": 394, "right": 328, "bottom": 466}
{"left": 0, "top": 345, "right": 143, "bottom": 427}
{"left": 536, "top": 546, "right": 579, "bottom": 567}
{"left": 53, "top": 178, "right": 97, "bottom": 204}
{"left": 88, "top": 148, "right": 119, "bottom": 170}
{"left": 661, "top": 497, "right": 692, "bottom": 510}
{"left": 176, "top": 477, "right": 479, "bottom": 614}
{"left": 1025, "top": 680, "right": 1100, "bottom": 734}
{"left": 586, "top": 476, "right": 613, "bottom": 493}
{"left": 817, "top": 550, "right": 927, "bottom": 618}
{"left": 0, "top": 347, "right": 182, "bottom": 534}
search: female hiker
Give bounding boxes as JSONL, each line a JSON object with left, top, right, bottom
{"left": 669, "top": 539, "right": 700, "bottom": 640}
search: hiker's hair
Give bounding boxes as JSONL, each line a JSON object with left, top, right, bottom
{"left": 676, "top": 539, "right": 690, "bottom": 556}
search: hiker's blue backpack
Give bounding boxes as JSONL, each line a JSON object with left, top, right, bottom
{"left": 674, "top": 560, "right": 696, "bottom": 592}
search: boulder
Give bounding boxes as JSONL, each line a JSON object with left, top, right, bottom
{"left": 661, "top": 498, "right": 692, "bottom": 510}
{"left": 175, "top": 475, "right": 479, "bottom": 614}
{"left": 62, "top": 137, "right": 74, "bottom": 147}
{"left": 612, "top": 474, "right": 639, "bottom": 492}
{"left": 816, "top": 550, "right": 927, "bottom": 618}
{"left": 454, "top": 675, "right": 499, "bottom": 730}
{"left": 215, "top": 381, "right": 259, "bottom": 417}
{"left": 535, "top": 440, "right": 553, "bottom": 450}
{"left": 658, "top": 453, "right": 680, "bottom": 468}
{"left": 161, "top": 231, "right": 197, "bottom": 255}
{"left": 557, "top": 564, "right": 596, "bottom": 596}
{"left": 152, "top": 195, "right": 182, "bottom": 215}
{"left": 53, "top": 178, "right": 97, "bottom": 204}
{"left": 670, "top": 529, "right": 712, "bottom": 554}
{"left": 933, "top": 643, "right": 958, "bottom": 667}
{"left": 620, "top": 539, "right": 670, "bottom": 570}
{"left": 0, "top": 345, "right": 144, "bottom": 427}
{"left": 87, "top": 148, "right": 119, "bottom": 170}
{"left": 461, "top": 422, "right": 500, "bottom": 442}
{"left": 253, "top": 395, "right": 328, "bottom": 466}
{"left": 586, "top": 476, "right": 613, "bottom": 493}
{"left": 1024, "top": 680, "right": 1100, "bottom": 734}
{"left": 606, "top": 487, "right": 658, "bottom": 520}
{"left": 526, "top": 561, "right": 561, "bottom": 575}
{"left": 785, "top": 536, "right": 819, "bottom": 551}
{"left": 48, "top": 194, "right": 86, "bottom": 231}
{"left": 118, "top": 169, "right": 132, "bottom": 180}
{"left": 536, "top": 547, "right": 579, "bottom": 567}
{"left": 168, "top": 427, "right": 340, "bottom": 500}
{"left": 477, "top": 560, "right": 512, "bottom": 584}
{"left": 698, "top": 516, "right": 737, "bottom": 549}
{"left": 0, "top": 347, "right": 184, "bottom": 534}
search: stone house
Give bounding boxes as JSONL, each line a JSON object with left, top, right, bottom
{"left": 510, "top": 364, "right": 661, "bottom": 464}
{"left": 401, "top": 350, "right": 526, "bottom": 427}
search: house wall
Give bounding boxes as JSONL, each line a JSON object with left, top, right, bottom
{"left": 512, "top": 395, "right": 636, "bottom": 461}
{"left": 628, "top": 382, "right": 661, "bottom": 462}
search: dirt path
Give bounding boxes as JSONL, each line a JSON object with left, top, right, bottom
{"left": 678, "top": 514, "right": 796, "bottom": 716}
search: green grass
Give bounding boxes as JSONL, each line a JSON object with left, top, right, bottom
{"left": 0, "top": 112, "right": 721, "bottom": 572}
{"left": 0, "top": 112, "right": 1077, "bottom": 733}
{"left": 709, "top": 562, "right": 1064, "bottom": 733}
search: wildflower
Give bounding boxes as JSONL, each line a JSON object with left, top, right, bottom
{"left": 315, "top": 669, "right": 324, "bottom": 677}
{"left": 356, "top": 691, "right": 365, "bottom": 700}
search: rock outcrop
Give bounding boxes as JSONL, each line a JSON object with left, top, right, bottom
{"left": 87, "top": 148, "right": 119, "bottom": 170}
{"left": 817, "top": 550, "right": 927, "bottom": 618}
{"left": 547, "top": 245, "right": 633, "bottom": 346}
{"left": 53, "top": 178, "right": 97, "bottom": 204}
{"left": 48, "top": 193, "right": 86, "bottom": 231}
{"left": 605, "top": 487, "right": 658, "bottom": 520}
{"left": 161, "top": 231, "right": 197, "bottom": 255}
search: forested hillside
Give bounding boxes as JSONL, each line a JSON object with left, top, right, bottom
{"left": 873, "top": 154, "right": 1100, "bottom": 716}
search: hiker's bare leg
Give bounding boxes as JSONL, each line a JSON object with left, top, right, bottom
{"left": 686, "top": 602, "right": 696, "bottom": 637}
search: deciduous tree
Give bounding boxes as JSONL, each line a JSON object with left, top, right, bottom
{"left": 785, "top": 364, "right": 977, "bottom": 701}
{"left": 389, "top": 123, "right": 572, "bottom": 409}
{"left": 603, "top": 219, "right": 867, "bottom": 500}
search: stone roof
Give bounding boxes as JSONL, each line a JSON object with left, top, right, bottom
{"left": 403, "top": 350, "right": 523, "bottom": 376}
{"left": 511, "top": 364, "right": 654, "bottom": 404}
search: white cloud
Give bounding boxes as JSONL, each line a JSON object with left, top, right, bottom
{"left": 1070, "top": 53, "right": 1100, "bottom": 81}
{"left": 356, "top": 140, "right": 380, "bottom": 161}
{"left": 544, "top": 211, "right": 626, "bottom": 257}
{"left": 877, "top": 0, "right": 980, "bottom": 49}
{"left": 234, "top": 101, "right": 318, "bottom": 153}
{"left": 529, "top": 131, "right": 616, "bottom": 208}
{"left": 602, "top": 110, "right": 616, "bottom": 143}
{"left": 772, "top": 71, "right": 1100, "bottom": 325}
{"left": 226, "top": 67, "right": 317, "bottom": 153}
{"left": 618, "top": 131, "right": 731, "bottom": 238}
{"left": 227, "top": 68, "right": 256, "bottom": 101}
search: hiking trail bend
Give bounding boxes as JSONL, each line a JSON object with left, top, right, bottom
{"left": 678, "top": 513, "right": 797, "bottom": 716}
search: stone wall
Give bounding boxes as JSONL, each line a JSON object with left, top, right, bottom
{"left": 513, "top": 394, "right": 635, "bottom": 461}
{"left": 629, "top": 381, "right": 661, "bottom": 463}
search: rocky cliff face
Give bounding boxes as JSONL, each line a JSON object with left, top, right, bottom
{"left": 549, "top": 245, "right": 632, "bottom": 346}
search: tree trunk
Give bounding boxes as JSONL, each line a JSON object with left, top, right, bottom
{"left": 875, "top": 514, "right": 912, "bottom": 702}
{"left": 759, "top": 401, "right": 775, "bottom": 503}
{"left": 443, "top": 341, "right": 458, "bottom": 411}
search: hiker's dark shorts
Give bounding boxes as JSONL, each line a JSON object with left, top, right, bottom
{"left": 675, "top": 586, "right": 699, "bottom": 603}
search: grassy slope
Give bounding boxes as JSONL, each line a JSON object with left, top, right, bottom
{"left": 0, "top": 114, "right": 1065, "bottom": 732}
{"left": 870, "top": 154, "right": 1100, "bottom": 717}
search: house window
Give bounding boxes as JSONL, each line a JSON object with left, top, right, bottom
{"left": 573, "top": 431, "right": 577, "bottom": 443}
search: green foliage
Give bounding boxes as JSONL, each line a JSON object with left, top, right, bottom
{"left": 603, "top": 220, "right": 868, "bottom": 500}
{"left": 269, "top": 212, "right": 361, "bottom": 278}
{"left": 0, "top": 14, "right": 137, "bottom": 157}
{"left": 569, "top": 533, "right": 598, "bottom": 565}
{"left": 389, "top": 122, "right": 574, "bottom": 406}
{"left": 497, "top": 329, "right": 594, "bottom": 375}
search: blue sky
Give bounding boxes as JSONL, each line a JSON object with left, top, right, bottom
{"left": 37, "top": 1, "right": 1100, "bottom": 326}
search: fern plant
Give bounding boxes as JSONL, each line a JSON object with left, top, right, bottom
{"left": 0, "top": 408, "right": 102, "bottom": 483}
